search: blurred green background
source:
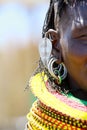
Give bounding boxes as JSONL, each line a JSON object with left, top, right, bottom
{"left": 0, "top": 0, "right": 48, "bottom": 129}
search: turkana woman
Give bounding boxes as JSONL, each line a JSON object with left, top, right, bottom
{"left": 26, "top": 0, "right": 87, "bottom": 129}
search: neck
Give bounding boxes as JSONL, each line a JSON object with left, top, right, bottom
{"left": 68, "top": 75, "right": 87, "bottom": 101}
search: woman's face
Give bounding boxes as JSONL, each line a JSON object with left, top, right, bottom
{"left": 59, "top": 3, "right": 87, "bottom": 91}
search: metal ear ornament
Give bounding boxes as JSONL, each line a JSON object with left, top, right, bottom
{"left": 39, "top": 37, "right": 52, "bottom": 66}
{"left": 47, "top": 56, "right": 67, "bottom": 84}
{"left": 39, "top": 36, "right": 67, "bottom": 85}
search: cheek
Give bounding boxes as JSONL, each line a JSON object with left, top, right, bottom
{"left": 60, "top": 27, "right": 87, "bottom": 90}
{"left": 60, "top": 38, "right": 85, "bottom": 76}
{"left": 61, "top": 37, "right": 87, "bottom": 65}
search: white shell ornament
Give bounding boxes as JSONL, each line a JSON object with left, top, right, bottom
{"left": 39, "top": 37, "right": 52, "bottom": 66}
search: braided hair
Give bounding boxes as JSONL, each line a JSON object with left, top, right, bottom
{"left": 42, "top": 0, "right": 77, "bottom": 37}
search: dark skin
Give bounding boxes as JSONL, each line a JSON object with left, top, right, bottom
{"left": 47, "top": 3, "right": 87, "bottom": 100}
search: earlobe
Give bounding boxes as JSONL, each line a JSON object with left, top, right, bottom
{"left": 46, "top": 29, "right": 62, "bottom": 63}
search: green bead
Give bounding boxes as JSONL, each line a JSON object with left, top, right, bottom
{"left": 58, "top": 75, "right": 62, "bottom": 84}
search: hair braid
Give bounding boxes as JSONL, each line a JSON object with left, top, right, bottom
{"left": 42, "top": 0, "right": 77, "bottom": 37}
{"left": 42, "top": 0, "right": 66, "bottom": 37}
{"left": 42, "top": 2, "right": 55, "bottom": 37}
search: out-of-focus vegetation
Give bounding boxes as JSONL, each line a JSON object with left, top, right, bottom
{"left": 0, "top": 0, "right": 48, "bottom": 129}
{"left": 0, "top": 43, "right": 39, "bottom": 129}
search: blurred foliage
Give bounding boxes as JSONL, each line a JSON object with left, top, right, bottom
{"left": 0, "top": 0, "right": 48, "bottom": 129}
{"left": 0, "top": 42, "right": 39, "bottom": 127}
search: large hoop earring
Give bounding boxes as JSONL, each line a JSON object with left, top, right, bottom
{"left": 47, "top": 56, "right": 67, "bottom": 84}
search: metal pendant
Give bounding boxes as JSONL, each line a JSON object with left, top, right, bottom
{"left": 39, "top": 37, "right": 52, "bottom": 66}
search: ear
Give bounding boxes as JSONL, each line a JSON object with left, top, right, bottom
{"left": 46, "top": 29, "right": 60, "bottom": 45}
{"left": 46, "top": 29, "right": 62, "bottom": 64}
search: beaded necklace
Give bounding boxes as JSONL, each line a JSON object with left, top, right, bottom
{"left": 27, "top": 72, "right": 87, "bottom": 130}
